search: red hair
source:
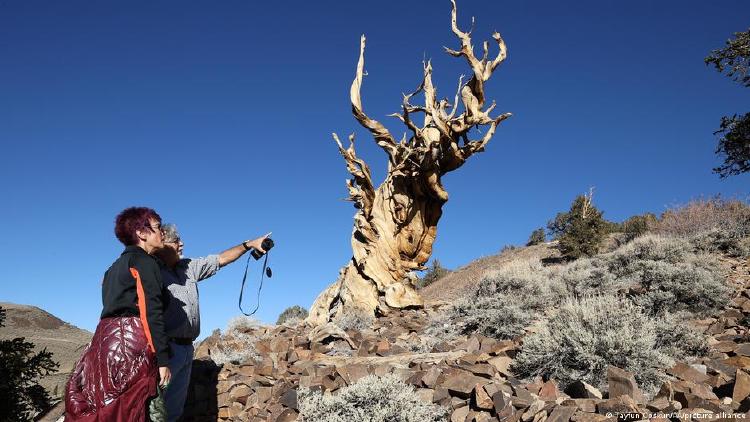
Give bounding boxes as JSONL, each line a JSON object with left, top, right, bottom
{"left": 114, "top": 207, "right": 162, "bottom": 246}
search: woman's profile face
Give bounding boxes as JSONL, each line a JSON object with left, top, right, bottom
{"left": 143, "top": 218, "right": 165, "bottom": 252}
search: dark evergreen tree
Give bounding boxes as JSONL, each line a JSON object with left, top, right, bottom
{"left": 526, "top": 228, "right": 546, "bottom": 246}
{"left": 0, "top": 306, "right": 59, "bottom": 421}
{"left": 706, "top": 29, "right": 750, "bottom": 178}
{"left": 621, "top": 213, "right": 657, "bottom": 241}
{"left": 547, "top": 192, "right": 607, "bottom": 259}
{"left": 416, "top": 259, "right": 450, "bottom": 289}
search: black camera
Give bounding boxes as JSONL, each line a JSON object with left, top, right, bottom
{"left": 251, "top": 237, "right": 274, "bottom": 260}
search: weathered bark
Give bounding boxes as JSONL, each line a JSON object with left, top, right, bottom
{"left": 308, "top": 0, "right": 511, "bottom": 325}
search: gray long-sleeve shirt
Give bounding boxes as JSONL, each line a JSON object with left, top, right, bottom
{"left": 160, "top": 255, "right": 220, "bottom": 340}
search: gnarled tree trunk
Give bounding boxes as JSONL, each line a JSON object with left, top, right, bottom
{"left": 308, "top": 0, "right": 511, "bottom": 325}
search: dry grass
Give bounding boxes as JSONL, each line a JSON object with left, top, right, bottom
{"left": 652, "top": 197, "right": 750, "bottom": 238}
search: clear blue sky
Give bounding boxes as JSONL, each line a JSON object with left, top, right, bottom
{"left": 1, "top": 0, "right": 748, "bottom": 339}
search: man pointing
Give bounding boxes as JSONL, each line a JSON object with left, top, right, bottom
{"left": 154, "top": 224, "right": 269, "bottom": 422}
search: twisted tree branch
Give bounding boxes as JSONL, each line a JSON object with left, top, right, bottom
{"left": 333, "top": 133, "right": 375, "bottom": 215}
{"left": 351, "top": 35, "right": 399, "bottom": 163}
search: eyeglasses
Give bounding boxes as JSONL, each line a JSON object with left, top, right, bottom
{"left": 164, "top": 238, "right": 181, "bottom": 245}
{"left": 147, "top": 223, "right": 164, "bottom": 234}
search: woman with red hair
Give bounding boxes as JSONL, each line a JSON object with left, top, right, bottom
{"left": 65, "top": 207, "right": 172, "bottom": 421}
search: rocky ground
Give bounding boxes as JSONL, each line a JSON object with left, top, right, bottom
{"left": 174, "top": 254, "right": 750, "bottom": 422}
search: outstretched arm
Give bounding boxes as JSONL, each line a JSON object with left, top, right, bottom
{"left": 218, "top": 233, "right": 270, "bottom": 267}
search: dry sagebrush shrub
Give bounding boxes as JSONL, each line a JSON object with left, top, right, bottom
{"left": 425, "top": 233, "right": 725, "bottom": 360}
{"left": 511, "top": 295, "right": 707, "bottom": 394}
{"left": 562, "top": 235, "right": 729, "bottom": 316}
{"left": 209, "top": 316, "right": 267, "bottom": 366}
{"left": 298, "top": 374, "right": 447, "bottom": 422}
{"left": 334, "top": 308, "right": 376, "bottom": 332}
{"left": 425, "top": 259, "right": 569, "bottom": 342}
{"left": 276, "top": 305, "right": 308, "bottom": 325}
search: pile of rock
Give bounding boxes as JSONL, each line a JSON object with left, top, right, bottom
{"left": 177, "top": 301, "right": 750, "bottom": 422}
{"left": 178, "top": 257, "right": 750, "bottom": 422}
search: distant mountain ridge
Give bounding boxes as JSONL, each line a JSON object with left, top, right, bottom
{"left": 0, "top": 302, "right": 92, "bottom": 402}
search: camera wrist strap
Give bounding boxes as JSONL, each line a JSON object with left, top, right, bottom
{"left": 238, "top": 252, "right": 269, "bottom": 316}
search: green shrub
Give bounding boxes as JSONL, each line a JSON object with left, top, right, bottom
{"left": 298, "top": 374, "right": 447, "bottom": 422}
{"left": 526, "top": 228, "right": 546, "bottom": 246}
{"left": 0, "top": 306, "right": 59, "bottom": 420}
{"left": 621, "top": 213, "right": 657, "bottom": 241}
{"left": 547, "top": 194, "right": 608, "bottom": 259}
{"left": 276, "top": 305, "right": 308, "bottom": 325}
{"left": 415, "top": 259, "right": 450, "bottom": 289}
{"left": 511, "top": 295, "right": 705, "bottom": 394}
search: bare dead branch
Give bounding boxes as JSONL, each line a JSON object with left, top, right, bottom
{"left": 351, "top": 35, "right": 399, "bottom": 162}
{"left": 460, "top": 112, "right": 512, "bottom": 158}
{"left": 446, "top": 0, "right": 508, "bottom": 119}
{"left": 447, "top": 0, "right": 483, "bottom": 80}
{"left": 581, "top": 187, "right": 595, "bottom": 219}
{"left": 447, "top": 74, "right": 464, "bottom": 119}
{"left": 388, "top": 80, "right": 426, "bottom": 140}
{"left": 333, "top": 132, "right": 375, "bottom": 214}
{"left": 422, "top": 60, "right": 451, "bottom": 138}
{"left": 488, "top": 32, "right": 508, "bottom": 75}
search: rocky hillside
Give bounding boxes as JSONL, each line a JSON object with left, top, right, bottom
{"left": 0, "top": 302, "right": 92, "bottom": 401}
{"left": 176, "top": 229, "right": 750, "bottom": 422}
{"left": 420, "top": 241, "right": 560, "bottom": 303}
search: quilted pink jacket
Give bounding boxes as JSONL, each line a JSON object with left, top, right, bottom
{"left": 65, "top": 316, "right": 158, "bottom": 422}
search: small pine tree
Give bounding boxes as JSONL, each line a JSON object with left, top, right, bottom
{"left": 0, "top": 306, "right": 59, "bottom": 420}
{"left": 416, "top": 259, "right": 450, "bottom": 289}
{"left": 526, "top": 228, "right": 546, "bottom": 246}
{"left": 547, "top": 190, "right": 607, "bottom": 259}
{"left": 621, "top": 213, "right": 657, "bottom": 241}
{"left": 276, "top": 305, "right": 309, "bottom": 325}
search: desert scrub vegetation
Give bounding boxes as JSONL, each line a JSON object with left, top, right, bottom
{"left": 562, "top": 234, "right": 730, "bottom": 316}
{"left": 334, "top": 307, "right": 376, "bottom": 332}
{"left": 425, "top": 259, "right": 568, "bottom": 342}
{"left": 653, "top": 197, "right": 750, "bottom": 238}
{"left": 297, "top": 374, "right": 447, "bottom": 422}
{"left": 690, "top": 228, "right": 750, "bottom": 258}
{"left": 209, "top": 316, "right": 268, "bottom": 366}
{"left": 415, "top": 259, "right": 450, "bottom": 289}
{"left": 652, "top": 197, "right": 750, "bottom": 257}
{"left": 511, "top": 295, "right": 707, "bottom": 394}
{"left": 426, "top": 231, "right": 729, "bottom": 351}
{"left": 276, "top": 305, "right": 308, "bottom": 325}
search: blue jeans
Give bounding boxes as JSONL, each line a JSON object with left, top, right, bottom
{"left": 165, "top": 342, "right": 194, "bottom": 422}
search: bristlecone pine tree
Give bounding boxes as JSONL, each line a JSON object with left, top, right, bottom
{"left": 308, "top": 0, "right": 511, "bottom": 324}
{"left": 547, "top": 189, "right": 607, "bottom": 260}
